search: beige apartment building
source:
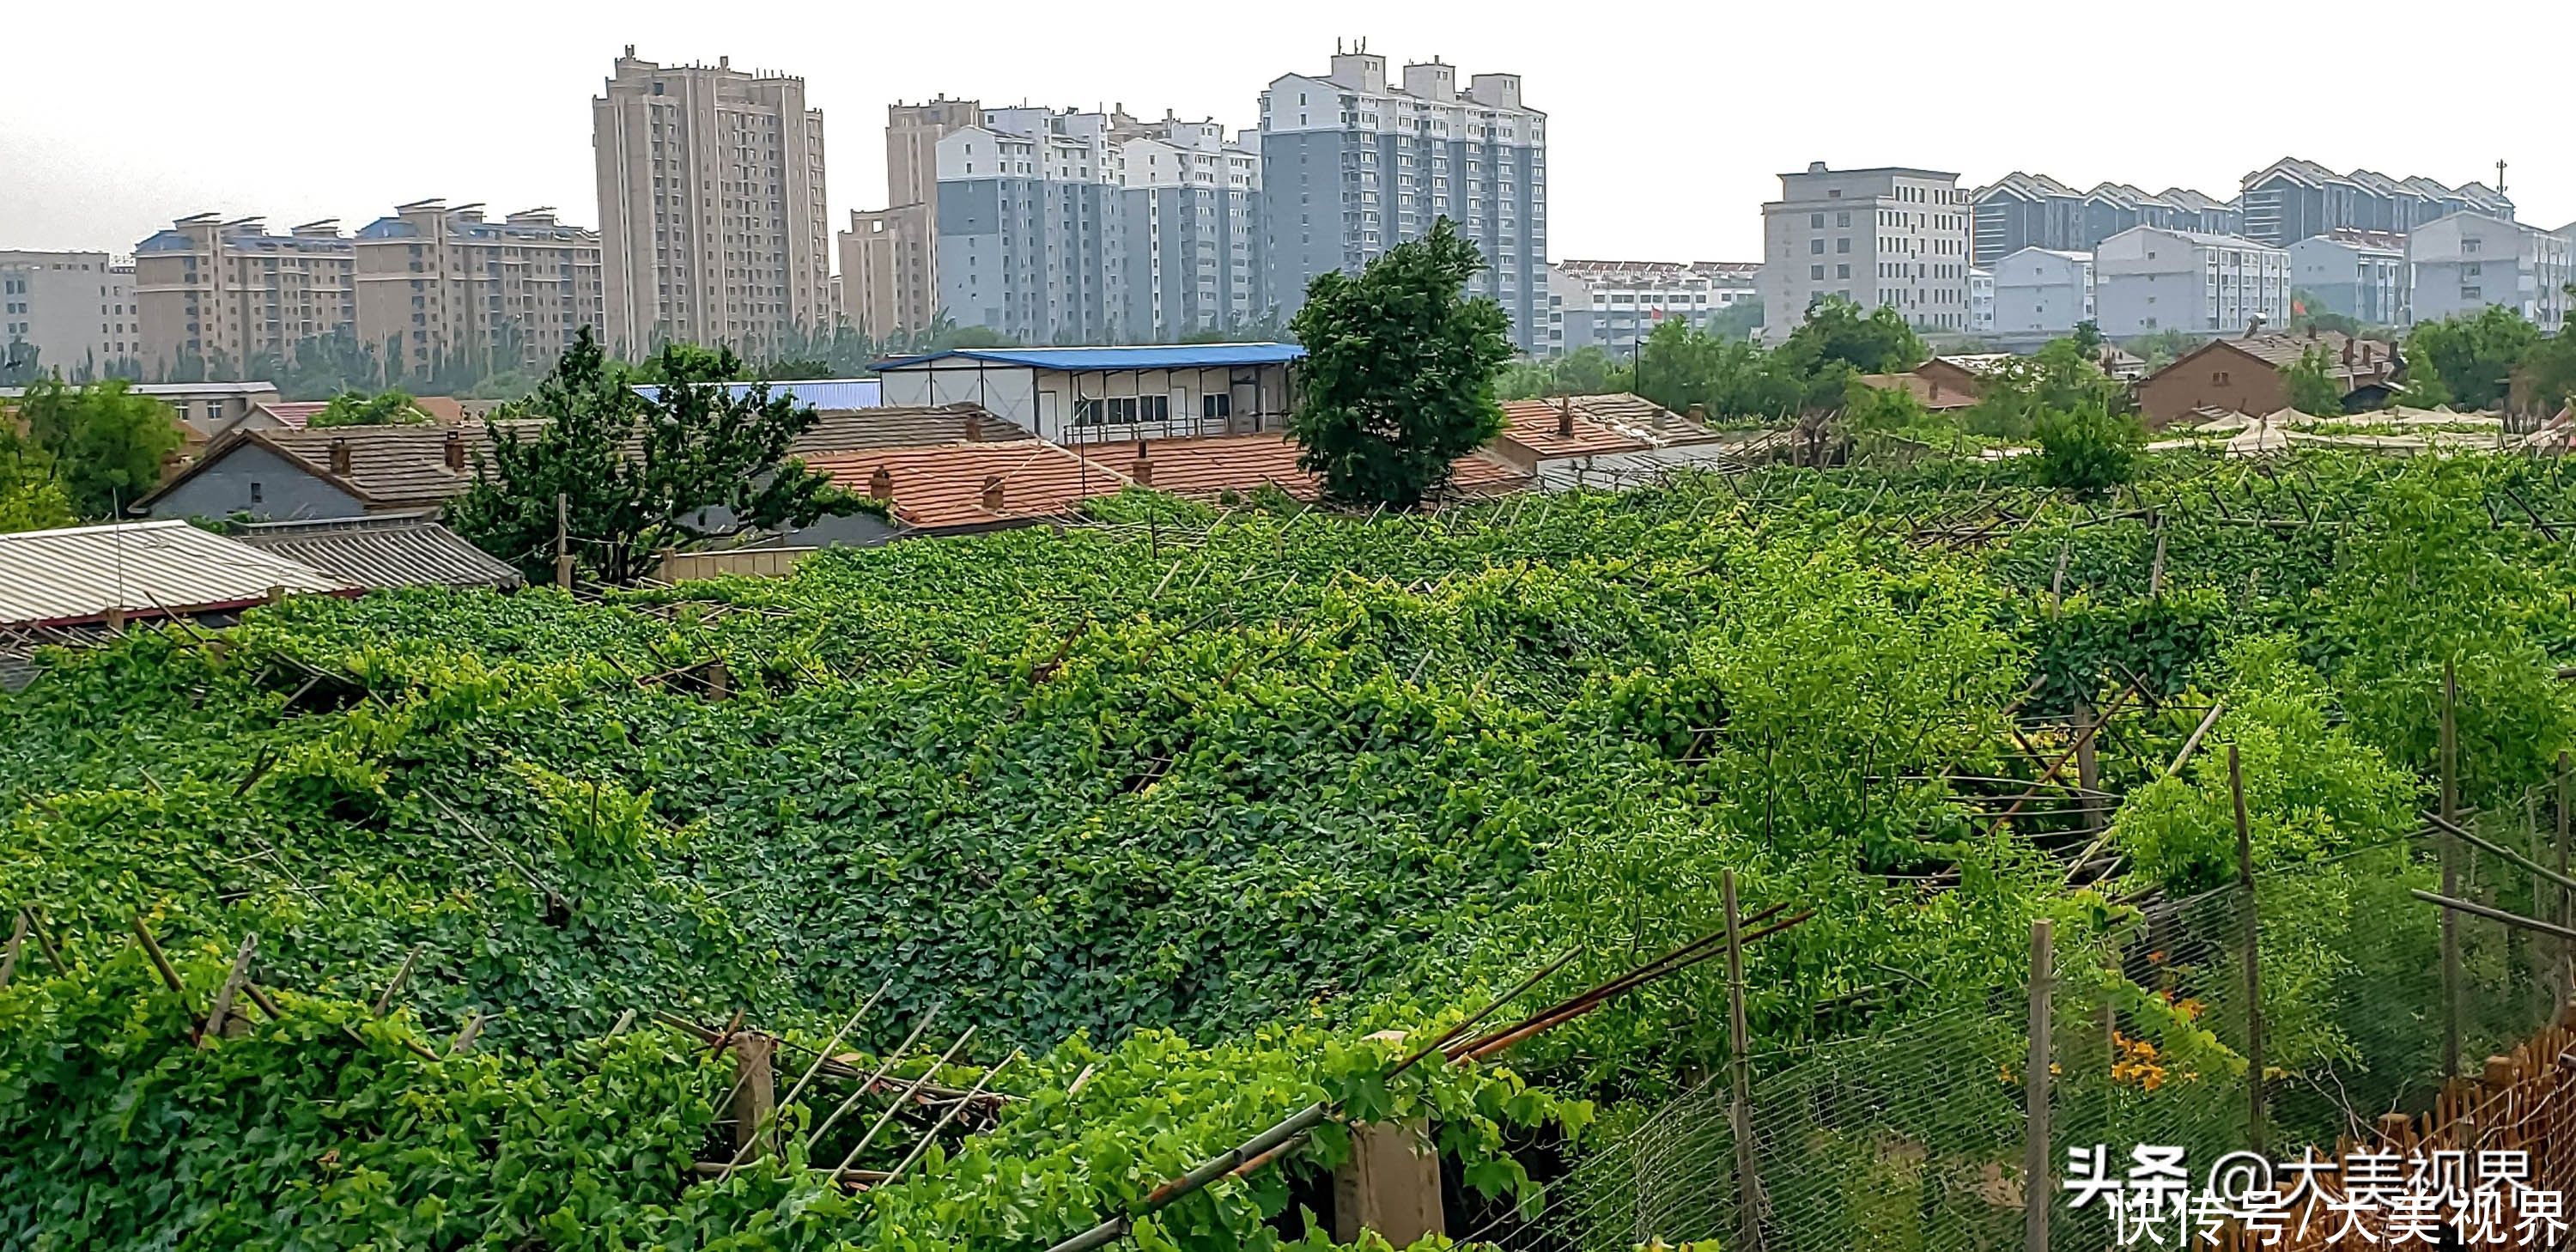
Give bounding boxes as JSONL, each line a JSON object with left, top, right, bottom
{"left": 134, "top": 215, "right": 357, "bottom": 374}
{"left": 838, "top": 98, "right": 981, "bottom": 342}
{"left": 592, "top": 47, "right": 832, "bottom": 356}
{"left": 1, "top": 251, "right": 138, "bottom": 376}
{"left": 353, "top": 199, "right": 604, "bottom": 375}
{"left": 1759, "top": 162, "right": 1973, "bottom": 343}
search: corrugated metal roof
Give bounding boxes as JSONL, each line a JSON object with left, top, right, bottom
{"left": 231, "top": 514, "right": 522, "bottom": 591}
{"left": 0, "top": 520, "right": 349, "bottom": 627}
{"left": 873, "top": 343, "right": 1306, "bottom": 372}
{"left": 631, "top": 378, "right": 884, "bottom": 411}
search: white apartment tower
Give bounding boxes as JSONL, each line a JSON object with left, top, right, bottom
{"left": 1759, "top": 163, "right": 1972, "bottom": 343}
{"left": 592, "top": 48, "right": 831, "bottom": 356}
{"left": 1, "top": 251, "right": 139, "bottom": 378}
{"left": 1259, "top": 44, "right": 1546, "bottom": 350}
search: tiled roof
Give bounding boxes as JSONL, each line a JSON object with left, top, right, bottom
{"left": 1498, "top": 399, "right": 1654, "bottom": 459}
{"left": 1858, "top": 373, "right": 1980, "bottom": 410}
{"left": 1120, "top": 435, "right": 1321, "bottom": 499}
{"left": 260, "top": 425, "right": 483, "bottom": 506}
{"left": 255, "top": 401, "right": 328, "bottom": 430}
{"left": 1443, "top": 454, "right": 1534, "bottom": 497}
{"left": 805, "top": 441, "right": 1133, "bottom": 531}
{"left": 0, "top": 520, "right": 349, "bottom": 628}
{"left": 789, "top": 405, "right": 1024, "bottom": 457}
{"left": 231, "top": 513, "right": 522, "bottom": 591}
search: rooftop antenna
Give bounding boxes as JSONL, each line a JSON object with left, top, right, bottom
{"left": 2496, "top": 159, "right": 2508, "bottom": 198}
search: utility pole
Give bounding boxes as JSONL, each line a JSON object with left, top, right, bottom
{"left": 554, "top": 491, "right": 574, "bottom": 591}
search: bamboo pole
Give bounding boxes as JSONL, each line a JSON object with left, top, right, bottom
{"left": 2560, "top": 751, "right": 2572, "bottom": 1013}
{"left": 2441, "top": 662, "right": 2462, "bottom": 1079}
{"left": 2412, "top": 890, "right": 2576, "bottom": 942}
{"left": 2231, "top": 745, "right": 2266, "bottom": 1155}
{"left": 1723, "top": 871, "right": 1765, "bottom": 1252}
{"left": 2023, "top": 917, "right": 2054, "bottom": 1252}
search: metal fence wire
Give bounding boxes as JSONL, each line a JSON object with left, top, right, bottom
{"left": 1507, "top": 780, "right": 2575, "bottom": 1252}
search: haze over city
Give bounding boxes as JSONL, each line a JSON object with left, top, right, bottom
{"left": 6, "top": 0, "right": 2567, "bottom": 259}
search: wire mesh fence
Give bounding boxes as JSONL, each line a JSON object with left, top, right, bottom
{"left": 1505, "top": 775, "right": 2576, "bottom": 1252}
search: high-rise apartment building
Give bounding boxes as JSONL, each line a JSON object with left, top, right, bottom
{"left": 1258, "top": 45, "right": 1546, "bottom": 350}
{"left": 1, "top": 251, "right": 138, "bottom": 376}
{"left": 839, "top": 98, "right": 983, "bottom": 342}
{"left": 592, "top": 48, "right": 831, "bottom": 356}
{"left": 2239, "top": 159, "right": 2512, "bottom": 247}
{"left": 932, "top": 106, "right": 1262, "bottom": 343}
{"left": 1971, "top": 173, "right": 2241, "bottom": 267}
{"left": 134, "top": 215, "right": 357, "bottom": 374}
{"left": 352, "top": 200, "right": 604, "bottom": 376}
{"left": 1759, "top": 163, "right": 1972, "bottom": 343}
{"left": 1116, "top": 115, "right": 1263, "bottom": 337}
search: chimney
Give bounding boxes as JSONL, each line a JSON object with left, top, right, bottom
{"left": 1686, "top": 404, "right": 1708, "bottom": 423}
{"left": 328, "top": 438, "right": 352, "bottom": 476}
{"left": 2361, "top": 342, "right": 2376, "bottom": 367}
{"left": 2342, "top": 338, "right": 2356, "bottom": 368}
{"left": 442, "top": 428, "right": 465, "bottom": 471}
{"left": 1556, "top": 396, "right": 1575, "bottom": 438}
{"left": 1131, "top": 441, "right": 1154, "bottom": 487}
{"left": 963, "top": 409, "right": 984, "bottom": 441}
{"left": 868, "top": 465, "right": 893, "bottom": 501}
{"left": 981, "top": 473, "right": 1005, "bottom": 513}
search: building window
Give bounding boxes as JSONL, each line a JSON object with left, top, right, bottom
{"left": 1811, "top": 264, "right": 1826, "bottom": 280}
{"left": 2213, "top": 371, "right": 2230, "bottom": 386}
{"left": 1202, "top": 393, "right": 1231, "bottom": 420}
{"left": 1810, "top": 240, "right": 1825, "bottom": 255}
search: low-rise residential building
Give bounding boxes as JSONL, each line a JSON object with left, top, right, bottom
{"left": 1544, "top": 260, "right": 1759, "bottom": 355}
{"left": 2406, "top": 212, "right": 2570, "bottom": 332}
{"left": 872, "top": 343, "right": 1302, "bottom": 443}
{"left": 133, "top": 215, "right": 357, "bottom": 374}
{"left": 0, "top": 251, "right": 138, "bottom": 377}
{"left": 352, "top": 200, "right": 603, "bottom": 379}
{"left": 2093, "top": 227, "right": 2290, "bottom": 338}
{"left": 1760, "top": 163, "right": 1972, "bottom": 343}
{"left": 2287, "top": 230, "right": 2408, "bottom": 327}
{"left": 1989, "top": 248, "right": 2093, "bottom": 338}
{"left": 2132, "top": 330, "right": 2404, "bottom": 428}
{"left": 1968, "top": 267, "right": 1995, "bottom": 335}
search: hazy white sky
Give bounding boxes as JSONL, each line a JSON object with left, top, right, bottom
{"left": 5, "top": 0, "right": 2569, "bottom": 263}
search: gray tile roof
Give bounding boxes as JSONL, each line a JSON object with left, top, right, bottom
{"left": 230, "top": 513, "right": 523, "bottom": 591}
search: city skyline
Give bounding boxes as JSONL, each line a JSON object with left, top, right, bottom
{"left": 8, "top": 0, "right": 2570, "bottom": 268}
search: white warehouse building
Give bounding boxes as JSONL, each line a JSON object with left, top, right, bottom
{"left": 871, "top": 343, "right": 1303, "bottom": 444}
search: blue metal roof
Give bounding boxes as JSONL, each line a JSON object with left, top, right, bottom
{"left": 631, "top": 378, "right": 883, "bottom": 410}
{"left": 872, "top": 343, "right": 1305, "bottom": 372}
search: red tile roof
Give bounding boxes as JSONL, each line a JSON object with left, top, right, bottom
{"left": 1121, "top": 435, "right": 1321, "bottom": 499}
{"left": 807, "top": 441, "right": 1133, "bottom": 532}
{"left": 1498, "top": 399, "right": 1654, "bottom": 459}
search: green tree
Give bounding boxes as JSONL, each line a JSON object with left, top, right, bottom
{"left": 15, "top": 378, "right": 184, "bottom": 518}
{"left": 448, "top": 328, "right": 864, "bottom": 585}
{"left": 1778, "top": 296, "right": 1926, "bottom": 374}
{"left": 2069, "top": 320, "right": 2105, "bottom": 356}
{"left": 0, "top": 427, "right": 75, "bottom": 532}
{"left": 0, "top": 338, "right": 40, "bottom": 387}
{"left": 1964, "top": 337, "right": 2126, "bottom": 440}
{"left": 1286, "top": 218, "right": 1513, "bottom": 508}
{"left": 310, "top": 388, "right": 429, "bottom": 428}
{"left": 2404, "top": 306, "right": 2539, "bottom": 410}
{"left": 2032, "top": 400, "right": 2143, "bottom": 497}
{"left": 2282, "top": 345, "right": 2348, "bottom": 416}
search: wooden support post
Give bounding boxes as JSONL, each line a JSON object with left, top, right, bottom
{"left": 2230, "top": 745, "right": 2266, "bottom": 1155}
{"left": 730, "top": 1031, "right": 776, "bottom": 1163}
{"left": 2024, "top": 917, "right": 2055, "bottom": 1252}
{"left": 2559, "top": 751, "right": 2572, "bottom": 1013}
{"left": 1331, "top": 1119, "right": 1444, "bottom": 1245}
{"left": 2074, "top": 700, "right": 2100, "bottom": 841}
{"left": 2440, "top": 662, "right": 2462, "bottom": 1079}
{"left": 554, "top": 492, "right": 574, "bottom": 591}
{"left": 203, "top": 933, "right": 258, "bottom": 1043}
{"left": 1722, "top": 871, "right": 1765, "bottom": 1252}
{"left": 2147, "top": 514, "right": 2168, "bottom": 599}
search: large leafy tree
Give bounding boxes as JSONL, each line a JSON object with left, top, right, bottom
{"left": 310, "top": 389, "right": 429, "bottom": 428}
{"left": 15, "top": 378, "right": 184, "bottom": 518}
{"left": 1779, "top": 295, "right": 1927, "bottom": 375}
{"left": 1963, "top": 337, "right": 2128, "bottom": 440}
{"left": 449, "top": 328, "right": 860, "bottom": 585}
{"left": 2032, "top": 400, "right": 2143, "bottom": 497}
{"left": 1287, "top": 218, "right": 1513, "bottom": 508}
{"left": 2404, "top": 306, "right": 2538, "bottom": 410}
